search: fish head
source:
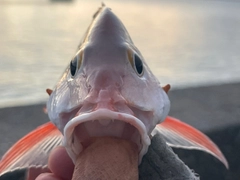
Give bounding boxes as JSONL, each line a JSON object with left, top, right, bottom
{"left": 47, "top": 6, "right": 170, "bottom": 164}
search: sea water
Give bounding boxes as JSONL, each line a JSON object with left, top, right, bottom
{"left": 0, "top": 0, "right": 240, "bottom": 107}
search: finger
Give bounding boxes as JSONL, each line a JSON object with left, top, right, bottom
{"left": 48, "top": 146, "right": 74, "bottom": 180}
{"left": 35, "top": 173, "right": 61, "bottom": 180}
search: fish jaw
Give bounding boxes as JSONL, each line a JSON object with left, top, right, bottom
{"left": 63, "top": 108, "right": 150, "bottom": 164}
{"left": 48, "top": 73, "right": 168, "bottom": 164}
{"left": 60, "top": 86, "right": 153, "bottom": 164}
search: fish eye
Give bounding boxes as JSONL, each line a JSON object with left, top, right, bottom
{"left": 127, "top": 49, "right": 144, "bottom": 76}
{"left": 70, "top": 50, "right": 83, "bottom": 77}
{"left": 70, "top": 57, "right": 77, "bottom": 77}
{"left": 133, "top": 54, "right": 143, "bottom": 75}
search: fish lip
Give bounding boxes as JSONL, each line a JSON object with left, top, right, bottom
{"left": 63, "top": 108, "right": 151, "bottom": 165}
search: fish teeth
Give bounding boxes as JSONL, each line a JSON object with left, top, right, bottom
{"left": 99, "top": 119, "right": 111, "bottom": 126}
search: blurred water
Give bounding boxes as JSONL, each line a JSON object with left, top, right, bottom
{"left": 0, "top": 0, "right": 240, "bottom": 107}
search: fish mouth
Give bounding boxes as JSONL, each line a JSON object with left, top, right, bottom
{"left": 63, "top": 109, "right": 150, "bottom": 164}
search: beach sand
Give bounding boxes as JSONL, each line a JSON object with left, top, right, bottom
{"left": 0, "top": 82, "right": 239, "bottom": 179}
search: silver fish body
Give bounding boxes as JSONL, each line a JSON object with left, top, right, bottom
{"left": 47, "top": 6, "right": 170, "bottom": 163}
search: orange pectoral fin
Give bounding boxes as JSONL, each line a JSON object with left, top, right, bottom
{"left": 154, "top": 116, "right": 229, "bottom": 169}
{"left": 0, "top": 122, "right": 63, "bottom": 177}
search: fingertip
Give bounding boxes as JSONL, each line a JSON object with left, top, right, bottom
{"left": 48, "top": 146, "right": 74, "bottom": 180}
{"left": 35, "top": 173, "right": 61, "bottom": 180}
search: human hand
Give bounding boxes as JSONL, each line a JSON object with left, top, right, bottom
{"left": 36, "top": 137, "right": 138, "bottom": 180}
{"left": 35, "top": 146, "right": 74, "bottom": 180}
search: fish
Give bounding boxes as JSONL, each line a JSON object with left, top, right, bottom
{"left": 0, "top": 4, "right": 228, "bottom": 179}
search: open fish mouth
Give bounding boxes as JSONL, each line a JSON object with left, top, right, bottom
{"left": 63, "top": 109, "right": 151, "bottom": 164}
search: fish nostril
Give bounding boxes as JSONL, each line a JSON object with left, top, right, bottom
{"left": 115, "top": 78, "right": 123, "bottom": 88}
